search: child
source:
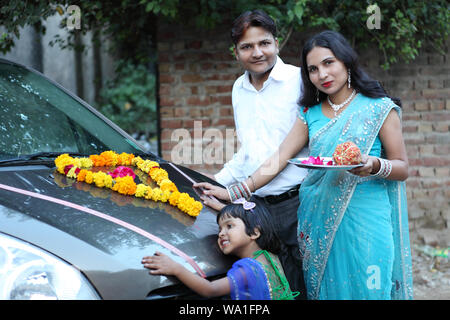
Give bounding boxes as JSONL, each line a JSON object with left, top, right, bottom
{"left": 141, "top": 197, "right": 298, "bottom": 300}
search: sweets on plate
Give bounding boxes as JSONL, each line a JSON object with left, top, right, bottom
{"left": 332, "top": 142, "right": 362, "bottom": 165}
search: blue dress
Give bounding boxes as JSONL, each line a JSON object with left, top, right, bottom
{"left": 227, "top": 250, "right": 297, "bottom": 300}
{"left": 297, "top": 94, "right": 413, "bottom": 300}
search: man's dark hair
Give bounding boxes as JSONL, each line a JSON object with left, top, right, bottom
{"left": 231, "top": 9, "right": 277, "bottom": 46}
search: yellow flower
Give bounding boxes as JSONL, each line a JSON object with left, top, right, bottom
{"left": 80, "top": 157, "right": 93, "bottom": 168}
{"left": 93, "top": 172, "right": 108, "bottom": 188}
{"left": 161, "top": 190, "right": 171, "bottom": 203}
{"left": 160, "top": 179, "right": 178, "bottom": 192}
{"left": 135, "top": 184, "right": 146, "bottom": 197}
{"left": 104, "top": 174, "right": 113, "bottom": 189}
{"left": 151, "top": 188, "right": 163, "bottom": 201}
{"left": 85, "top": 171, "right": 94, "bottom": 184}
{"left": 54, "top": 151, "right": 203, "bottom": 218}
{"left": 169, "top": 191, "right": 181, "bottom": 206}
{"left": 55, "top": 154, "right": 74, "bottom": 174}
{"left": 67, "top": 166, "right": 78, "bottom": 178}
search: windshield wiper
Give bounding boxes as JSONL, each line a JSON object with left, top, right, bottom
{"left": 0, "top": 152, "right": 90, "bottom": 165}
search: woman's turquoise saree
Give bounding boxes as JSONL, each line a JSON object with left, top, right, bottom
{"left": 297, "top": 94, "right": 413, "bottom": 300}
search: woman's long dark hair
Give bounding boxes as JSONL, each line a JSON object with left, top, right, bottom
{"left": 299, "top": 30, "right": 401, "bottom": 108}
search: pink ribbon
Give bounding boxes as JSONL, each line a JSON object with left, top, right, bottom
{"left": 0, "top": 183, "right": 206, "bottom": 278}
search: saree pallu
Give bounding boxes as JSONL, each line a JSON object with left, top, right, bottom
{"left": 297, "top": 95, "right": 413, "bottom": 300}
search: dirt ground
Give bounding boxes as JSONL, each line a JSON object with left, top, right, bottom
{"left": 412, "top": 243, "right": 450, "bottom": 300}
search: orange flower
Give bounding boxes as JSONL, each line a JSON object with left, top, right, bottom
{"left": 112, "top": 176, "right": 137, "bottom": 195}
{"left": 77, "top": 169, "right": 88, "bottom": 182}
{"left": 55, "top": 151, "right": 202, "bottom": 218}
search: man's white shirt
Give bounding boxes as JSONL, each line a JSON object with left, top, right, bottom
{"left": 214, "top": 57, "right": 309, "bottom": 197}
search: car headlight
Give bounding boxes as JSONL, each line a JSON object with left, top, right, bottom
{"left": 0, "top": 233, "right": 100, "bottom": 300}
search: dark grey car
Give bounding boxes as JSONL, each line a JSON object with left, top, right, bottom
{"left": 0, "top": 59, "right": 233, "bottom": 299}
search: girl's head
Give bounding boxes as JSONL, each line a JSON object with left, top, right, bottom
{"left": 299, "top": 30, "right": 401, "bottom": 107}
{"left": 216, "top": 197, "right": 281, "bottom": 257}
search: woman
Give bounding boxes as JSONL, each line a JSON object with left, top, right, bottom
{"left": 195, "top": 30, "right": 413, "bottom": 300}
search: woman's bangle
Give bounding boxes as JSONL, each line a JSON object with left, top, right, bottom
{"left": 227, "top": 181, "right": 252, "bottom": 201}
{"left": 371, "top": 157, "right": 392, "bottom": 179}
{"left": 248, "top": 175, "right": 256, "bottom": 192}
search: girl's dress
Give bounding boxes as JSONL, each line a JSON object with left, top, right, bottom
{"left": 297, "top": 94, "right": 413, "bottom": 300}
{"left": 227, "top": 250, "right": 298, "bottom": 300}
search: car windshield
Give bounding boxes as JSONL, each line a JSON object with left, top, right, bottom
{"left": 0, "top": 61, "right": 144, "bottom": 161}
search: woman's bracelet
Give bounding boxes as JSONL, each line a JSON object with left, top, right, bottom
{"left": 227, "top": 181, "right": 252, "bottom": 201}
{"left": 371, "top": 157, "right": 392, "bottom": 179}
{"left": 248, "top": 175, "right": 256, "bottom": 192}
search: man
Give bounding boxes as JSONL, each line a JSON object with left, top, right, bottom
{"left": 202, "top": 10, "right": 309, "bottom": 299}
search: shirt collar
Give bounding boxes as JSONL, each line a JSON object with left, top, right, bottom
{"left": 242, "top": 56, "right": 286, "bottom": 90}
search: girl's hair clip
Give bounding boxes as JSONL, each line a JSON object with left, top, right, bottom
{"left": 232, "top": 198, "right": 256, "bottom": 211}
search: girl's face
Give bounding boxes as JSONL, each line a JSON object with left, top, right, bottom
{"left": 217, "top": 215, "right": 260, "bottom": 258}
{"left": 306, "top": 46, "right": 349, "bottom": 97}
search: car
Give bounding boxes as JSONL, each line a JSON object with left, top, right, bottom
{"left": 0, "top": 58, "right": 234, "bottom": 300}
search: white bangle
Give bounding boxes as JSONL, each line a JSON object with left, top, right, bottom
{"left": 371, "top": 157, "right": 392, "bottom": 179}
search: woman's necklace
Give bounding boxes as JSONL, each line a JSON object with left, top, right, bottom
{"left": 327, "top": 89, "right": 356, "bottom": 117}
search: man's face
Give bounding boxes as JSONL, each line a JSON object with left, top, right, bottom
{"left": 234, "top": 26, "right": 279, "bottom": 81}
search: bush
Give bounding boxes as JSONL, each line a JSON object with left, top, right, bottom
{"left": 97, "top": 60, "right": 157, "bottom": 137}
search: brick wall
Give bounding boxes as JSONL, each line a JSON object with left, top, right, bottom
{"left": 157, "top": 23, "right": 450, "bottom": 237}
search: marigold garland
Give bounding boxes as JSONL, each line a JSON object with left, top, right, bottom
{"left": 54, "top": 151, "right": 202, "bottom": 217}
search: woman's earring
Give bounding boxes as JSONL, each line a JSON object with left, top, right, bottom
{"left": 316, "top": 89, "right": 320, "bottom": 102}
{"left": 347, "top": 69, "right": 351, "bottom": 88}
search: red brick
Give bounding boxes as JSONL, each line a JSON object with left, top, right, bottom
{"left": 187, "top": 96, "right": 211, "bottom": 106}
{"left": 434, "top": 145, "right": 450, "bottom": 155}
{"left": 187, "top": 40, "right": 202, "bottom": 49}
{"left": 218, "top": 96, "right": 232, "bottom": 105}
{"left": 160, "top": 119, "right": 182, "bottom": 129}
{"left": 181, "top": 74, "right": 204, "bottom": 83}
{"left": 175, "top": 63, "right": 185, "bottom": 70}
{"left": 174, "top": 107, "right": 187, "bottom": 117}
{"left": 433, "top": 123, "right": 449, "bottom": 132}
{"left": 160, "top": 129, "right": 173, "bottom": 141}
{"left": 219, "top": 106, "right": 233, "bottom": 116}
{"left": 423, "top": 89, "right": 449, "bottom": 99}
{"left": 217, "top": 85, "right": 232, "bottom": 93}
{"left": 422, "top": 157, "right": 449, "bottom": 166}
{"left": 182, "top": 119, "right": 211, "bottom": 128}
{"left": 214, "top": 118, "right": 235, "bottom": 127}
{"left": 201, "top": 63, "right": 214, "bottom": 70}
{"left": 403, "top": 125, "right": 418, "bottom": 133}
{"left": 160, "top": 107, "right": 174, "bottom": 117}
{"left": 189, "top": 108, "right": 202, "bottom": 118}
{"left": 160, "top": 97, "right": 175, "bottom": 107}
{"left": 159, "top": 84, "right": 171, "bottom": 95}
{"left": 159, "top": 74, "right": 175, "bottom": 83}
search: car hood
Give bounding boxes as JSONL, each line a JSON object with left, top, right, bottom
{"left": 0, "top": 164, "right": 234, "bottom": 299}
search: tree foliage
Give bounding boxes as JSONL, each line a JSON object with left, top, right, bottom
{"left": 1, "top": 1, "right": 448, "bottom": 68}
